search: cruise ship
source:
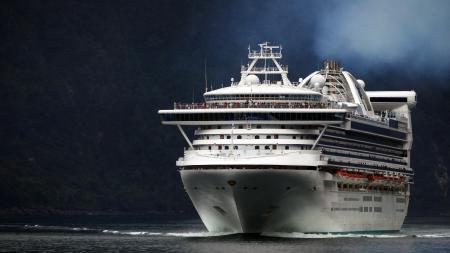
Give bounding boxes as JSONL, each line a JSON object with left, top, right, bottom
{"left": 158, "top": 42, "right": 417, "bottom": 233}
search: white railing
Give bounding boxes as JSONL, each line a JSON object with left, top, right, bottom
{"left": 174, "top": 101, "right": 337, "bottom": 110}
{"left": 241, "top": 66, "right": 288, "bottom": 72}
{"left": 248, "top": 52, "right": 282, "bottom": 58}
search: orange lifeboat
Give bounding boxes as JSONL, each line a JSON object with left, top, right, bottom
{"left": 368, "top": 174, "right": 406, "bottom": 185}
{"left": 335, "top": 169, "right": 367, "bottom": 182}
{"left": 367, "top": 174, "right": 386, "bottom": 181}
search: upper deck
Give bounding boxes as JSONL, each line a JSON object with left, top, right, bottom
{"left": 159, "top": 43, "right": 414, "bottom": 132}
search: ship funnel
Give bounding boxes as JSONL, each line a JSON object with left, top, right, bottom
{"left": 323, "top": 59, "right": 341, "bottom": 71}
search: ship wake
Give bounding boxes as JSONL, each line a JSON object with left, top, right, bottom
{"left": 2, "top": 224, "right": 450, "bottom": 239}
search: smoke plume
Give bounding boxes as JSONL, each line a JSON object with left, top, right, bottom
{"left": 314, "top": 0, "right": 450, "bottom": 77}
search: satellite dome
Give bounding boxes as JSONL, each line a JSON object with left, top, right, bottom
{"left": 357, "top": 79, "right": 365, "bottom": 89}
{"left": 313, "top": 82, "right": 322, "bottom": 90}
{"left": 310, "top": 74, "right": 326, "bottom": 87}
{"left": 245, "top": 74, "right": 260, "bottom": 85}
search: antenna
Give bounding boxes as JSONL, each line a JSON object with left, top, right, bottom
{"left": 204, "top": 59, "right": 208, "bottom": 93}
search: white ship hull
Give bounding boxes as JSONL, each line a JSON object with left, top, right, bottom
{"left": 181, "top": 169, "right": 408, "bottom": 233}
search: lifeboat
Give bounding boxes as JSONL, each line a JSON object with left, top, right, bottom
{"left": 368, "top": 174, "right": 406, "bottom": 185}
{"left": 334, "top": 169, "right": 367, "bottom": 183}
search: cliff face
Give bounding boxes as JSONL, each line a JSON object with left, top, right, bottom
{"left": 1, "top": 1, "right": 449, "bottom": 217}
{"left": 409, "top": 88, "right": 450, "bottom": 216}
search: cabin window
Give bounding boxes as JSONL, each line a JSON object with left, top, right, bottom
{"left": 274, "top": 134, "right": 278, "bottom": 139}
{"left": 272, "top": 145, "right": 277, "bottom": 150}
{"left": 227, "top": 136, "right": 231, "bottom": 139}
{"left": 218, "top": 145, "right": 222, "bottom": 150}
{"left": 265, "top": 145, "right": 270, "bottom": 150}
{"left": 255, "top": 146, "right": 260, "bottom": 150}
{"left": 363, "top": 196, "right": 372, "bottom": 202}
{"left": 208, "top": 146, "right": 211, "bottom": 150}
{"left": 233, "top": 146, "right": 238, "bottom": 150}
{"left": 225, "top": 146, "right": 229, "bottom": 150}
{"left": 255, "top": 135, "right": 260, "bottom": 139}
{"left": 266, "top": 135, "right": 271, "bottom": 139}
{"left": 237, "top": 135, "right": 242, "bottom": 139}
{"left": 285, "top": 146, "right": 289, "bottom": 150}
{"left": 220, "top": 135, "right": 224, "bottom": 139}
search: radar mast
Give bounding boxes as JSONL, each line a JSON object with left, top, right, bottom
{"left": 237, "top": 42, "right": 291, "bottom": 86}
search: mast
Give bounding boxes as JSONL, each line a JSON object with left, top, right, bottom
{"left": 204, "top": 59, "right": 208, "bottom": 93}
{"left": 237, "top": 42, "right": 291, "bottom": 86}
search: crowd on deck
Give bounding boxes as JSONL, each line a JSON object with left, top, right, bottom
{"left": 174, "top": 101, "right": 332, "bottom": 110}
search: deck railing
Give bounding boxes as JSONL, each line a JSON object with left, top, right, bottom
{"left": 174, "top": 101, "right": 335, "bottom": 110}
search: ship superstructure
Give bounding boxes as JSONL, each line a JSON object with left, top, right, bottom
{"left": 158, "top": 42, "right": 417, "bottom": 233}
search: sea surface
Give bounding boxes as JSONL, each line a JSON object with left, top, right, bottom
{"left": 0, "top": 217, "right": 449, "bottom": 253}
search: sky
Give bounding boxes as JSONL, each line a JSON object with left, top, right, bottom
{"left": 139, "top": 0, "right": 450, "bottom": 97}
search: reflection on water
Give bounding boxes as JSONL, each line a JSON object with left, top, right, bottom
{"left": 0, "top": 218, "right": 449, "bottom": 253}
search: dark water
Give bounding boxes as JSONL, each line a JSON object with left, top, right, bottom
{"left": 1, "top": 218, "right": 450, "bottom": 253}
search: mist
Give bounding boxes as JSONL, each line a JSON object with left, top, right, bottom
{"left": 314, "top": 0, "right": 450, "bottom": 77}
